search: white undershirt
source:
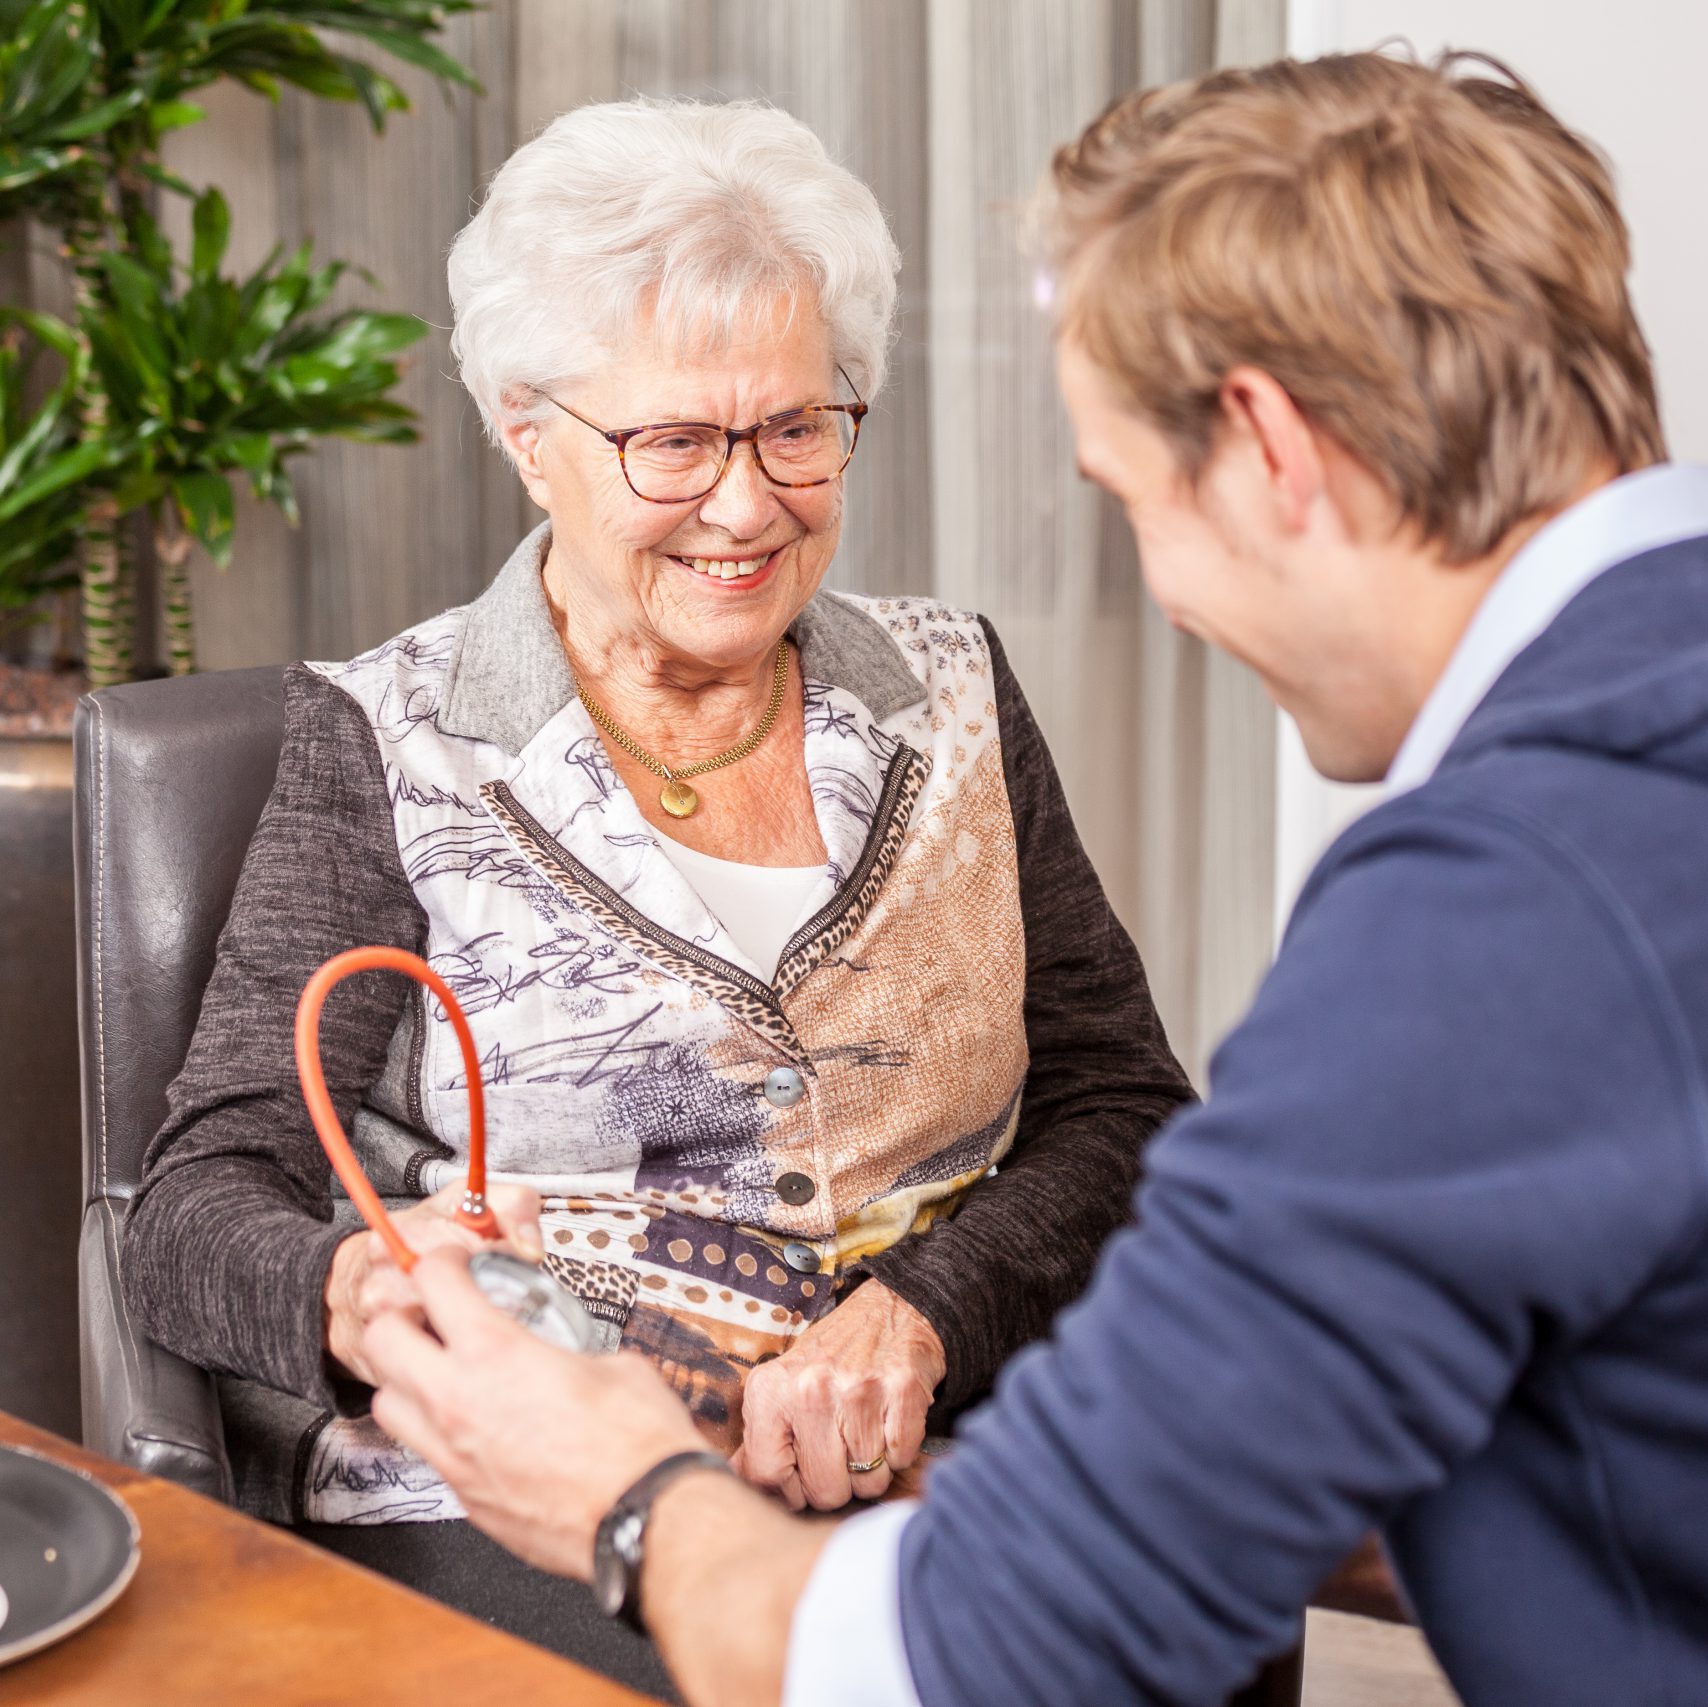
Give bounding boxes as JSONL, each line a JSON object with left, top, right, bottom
{"left": 655, "top": 836, "right": 824, "bottom": 983}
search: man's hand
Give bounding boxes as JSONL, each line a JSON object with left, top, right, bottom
{"left": 323, "top": 1178, "right": 544, "bottom": 1385}
{"left": 361, "top": 1245, "right": 707, "bottom": 1578}
{"left": 733, "top": 1280, "right": 945, "bottom": 1510}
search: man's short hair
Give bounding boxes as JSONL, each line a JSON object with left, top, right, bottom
{"left": 1046, "top": 51, "right": 1666, "bottom": 560}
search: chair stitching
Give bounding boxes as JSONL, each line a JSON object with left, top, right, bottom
{"left": 94, "top": 696, "right": 111, "bottom": 1194}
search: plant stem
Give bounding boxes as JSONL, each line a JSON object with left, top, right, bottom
{"left": 155, "top": 502, "right": 195, "bottom": 676}
{"left": 66, "top": 176, "right": 131, "bottom": 688}
{"left": 78, "top": 496, "right": 129, "bottom": 687}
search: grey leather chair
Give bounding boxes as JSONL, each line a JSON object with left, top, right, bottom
{"left": 73, "top": 665, "right": 285, "bottom": 1501}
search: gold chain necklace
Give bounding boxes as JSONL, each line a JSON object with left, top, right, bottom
{"left": 577, "top": 639, "right": 791, "bottom": 819}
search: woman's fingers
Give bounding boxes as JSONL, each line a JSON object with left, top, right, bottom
{"left": 792, "top": 1374, "right": 857, "bottom": 1511}
{"left": 839, "top": 1378, "right": 895, "bottom": 1502}
{"left": 882, "top": 1369, "right": 931, "bottom": 1472}
{"left": 402, "top": 1177, "right": 545, "bottom": 1261}
{"left": 735, "top": 1370, "right": 807, "bottom": 1510}
{"left": 356, "top": 1261, "right": 421, "bottom": 1321}
{"left": 486, "top": 1182, "right": 545, "bottom": 1260}
{"left": 332, "top": 1177, "right": 543, "bottom": 1382}
{"left": 736, "top": 1339, "right": 925, "bottom": 1511}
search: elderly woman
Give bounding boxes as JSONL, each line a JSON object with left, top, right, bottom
{"left": 123, "top": 97, "right": 1189, "bottom": 1684}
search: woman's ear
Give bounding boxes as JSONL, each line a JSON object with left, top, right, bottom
{"left": 499, "top": 413, "right": 553, "bottom": 510}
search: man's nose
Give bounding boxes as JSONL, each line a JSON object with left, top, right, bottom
{"left": 696, "top": 442, "right": 779, "bottom": 538}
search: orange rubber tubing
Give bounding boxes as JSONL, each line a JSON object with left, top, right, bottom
{"left": 294, "top": 946, "right": 499, "bottom": 1273}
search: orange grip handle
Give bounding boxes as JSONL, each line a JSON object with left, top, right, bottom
{"left": 294, "top": 946, "right": 498, "bottom": 1274}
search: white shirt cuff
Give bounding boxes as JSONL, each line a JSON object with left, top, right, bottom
{"left": 783, "top": 1499, "right": 925, "bottom": 1707}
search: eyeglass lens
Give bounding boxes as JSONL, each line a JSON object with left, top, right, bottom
{"left": 624, "top": 409, "right": 857, "bottom": 501}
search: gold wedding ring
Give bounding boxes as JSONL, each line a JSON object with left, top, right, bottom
{"left": 846, "top": 1452, "right": 887, "bottom": 1476}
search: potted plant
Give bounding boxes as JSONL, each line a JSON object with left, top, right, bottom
{"left": 1, "top": 0, "right": 477, "bottom": 690}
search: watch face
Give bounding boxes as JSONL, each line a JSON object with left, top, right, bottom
{"left": 594, "top": 1510, "right": 646, "bottom": 1621}
{"left": 593, "top": 1534, "right": 627, "bottom": 1619}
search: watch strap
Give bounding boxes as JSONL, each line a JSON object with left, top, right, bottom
{"left": 596, "top": 1449, "right": 732, "bottom": 1630}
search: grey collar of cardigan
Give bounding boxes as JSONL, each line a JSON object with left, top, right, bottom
{"left": 438, "top": 521, "right": 926, "bottom": 755}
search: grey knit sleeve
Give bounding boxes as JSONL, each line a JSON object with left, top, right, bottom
{"left": 852, "top": 620, "right": 1195, "bottom": 1411}
{"left": 121, "top": 663, "right": 427, "bottom": 1410}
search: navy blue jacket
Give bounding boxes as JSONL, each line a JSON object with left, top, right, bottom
{"left": 898, "top": 538, "right": 1708, "bottom": 1706}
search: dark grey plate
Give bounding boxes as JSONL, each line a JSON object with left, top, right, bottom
{"left": 0, "top": 1445, "right": 141, "bottom": 1667}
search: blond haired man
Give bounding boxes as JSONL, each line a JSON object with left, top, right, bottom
{"left": 361, "top": 53, "right": 1708, "bottom": 1707}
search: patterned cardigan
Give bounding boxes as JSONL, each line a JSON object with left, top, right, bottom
{"left": 124, "top": 524, "right": 1191, "bottom": 1524}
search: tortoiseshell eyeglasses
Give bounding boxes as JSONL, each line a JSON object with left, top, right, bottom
{"left": 537, "top": 366, "right": 868, "bottom": 504}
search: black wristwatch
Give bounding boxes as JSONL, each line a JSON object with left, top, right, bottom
{"left": 593, "top": 1450, "right": 732, "bottom": 1630}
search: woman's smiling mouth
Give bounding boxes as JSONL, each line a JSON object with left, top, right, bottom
{"left": 667, "top": 547, "right": 782, "bottom": 583}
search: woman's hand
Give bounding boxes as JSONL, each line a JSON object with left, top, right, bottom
{"left": 732, "top": 1280, "right": 945, "bottom": 1511}
{"left": 322, "top": 1178, "right": 544, "bottom": 1385}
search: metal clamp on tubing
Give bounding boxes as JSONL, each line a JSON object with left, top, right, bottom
{"left": 294, "top": 946, "right": 500, "bottom": 1270}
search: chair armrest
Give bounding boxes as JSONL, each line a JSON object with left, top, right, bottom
{"left": 79, "top": 1197, "right": 234, "bottom": 1503}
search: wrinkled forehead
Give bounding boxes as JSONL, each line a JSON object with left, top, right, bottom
{"left": 569, "top": 287, "right": 840, "bottom": 424}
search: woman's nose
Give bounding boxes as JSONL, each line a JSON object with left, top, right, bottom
{"left": 696, "top": 442, "right": 779, "bottom": 538}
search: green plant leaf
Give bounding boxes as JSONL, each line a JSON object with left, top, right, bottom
{"left": 227, "top": 68, "right": 282, "bottom": 101}
{"left": 134, "top": 158, "right": 196, "bottom": 197}
{"left": 3, "top": 306, "right": 82, "bottom": 365}
{"left": 190, "top": 187, "right": 231, "bottom": 281}
{"left": 232, "top": 272, "right": 305, "bottom": 354}
{"left": 327, "top": 52, "right": 407, "bottom": 128}
{"left": 4, "top": 7, "right": 94, "bottom": 133}
{"left": 172, "top": 469, "right": 235, "bottom": 567}
{"left": 265, "top": 463, "right": 298, "bottom": 525}
{"left": 276, "top": 353, "right": 351, "bottom": 395}
{"left": 149, "top": 99, "right": 207, "bottom": 134}
{"left": 38, "top": 86, "right": 149, "bottom": 143}
{"left": 0, "top": 145, "right": 81, "bottom": 195}
{"left": 317, "top": 18, "right": 480, "bottom": 92}
{"left": 0, "top": 314, "right": 86, "bottom": 496}
{"left": 143, "top": 0, "right": 186, "bottom": 35}
{"left": 126, "top": 203, "right": 174, "bottom": 281}
{"left": 308, "top": 311, "right": 426, "bottom": 367}
{"left": 180, "top": 277, "right": 241, "bottom": 374}
{"left": 223, "top": 431, "right": 273, "bottom": 472}
{"left": 112, "top": 459, "right": 166, "bottom": 513}
{"left": 97, "top": 252, "right": 174, "bottom": 402}
{"left": 98, "top": 0, "right": 164, "bottom": 57}
{"left": 0, "top": 439, "right": 122, "bottom": 523}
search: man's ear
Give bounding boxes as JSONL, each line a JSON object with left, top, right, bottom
{"left": 1217, "top": 366, "right": 1324, "bottom": 536}
{"left": 499, "top": 412, "right": 553, "bottom": 510}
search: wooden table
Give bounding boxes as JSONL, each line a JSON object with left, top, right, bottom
{"left": 0, "top": 1411, "right": 654, "bottom": 1705}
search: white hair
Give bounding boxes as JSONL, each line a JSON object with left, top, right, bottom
{"left": 448, "top": 98, "right": 901, "bottom": 447}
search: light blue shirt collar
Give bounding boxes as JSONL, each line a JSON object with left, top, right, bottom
{"left": 1386, "top": 463, "right": 1708, "bottom": 796}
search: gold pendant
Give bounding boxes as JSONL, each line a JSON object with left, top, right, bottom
{"left": 660, "top": 779, "right": 699, "bottom": 818}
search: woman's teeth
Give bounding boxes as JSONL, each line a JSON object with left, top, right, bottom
{"left": 678, "top": 554, "right": 767, "bottom": 580}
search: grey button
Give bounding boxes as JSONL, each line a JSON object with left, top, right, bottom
{"left": 775, "top": 1171, "right": 816, "bottom": 1206}
{"left": 763, "top": 1066, "right": 805, "bottom": 1108}
{"left": 782, "top": 1241, "right": 821, "bottom": 1275}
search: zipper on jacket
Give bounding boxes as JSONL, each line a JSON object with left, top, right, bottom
{"left": 774, "top": 743, "right": 927, "bottom": 983}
